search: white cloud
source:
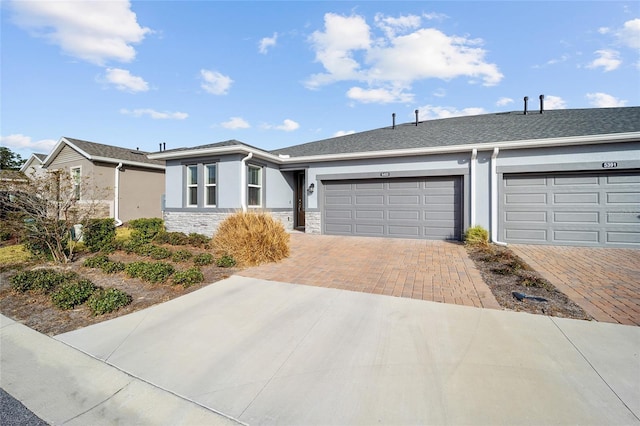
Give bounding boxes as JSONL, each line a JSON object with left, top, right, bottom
{"left": 103, "top": 68, "right": 149, "bottom": 92}
{"left": 120, "top": 108, "right": 188, "bottom": 120}
{"left": 333, "top": 130, "right": 356, "bottom": 137}
{"left": 417, "top": 105, "right": 487, "bottom": 120}
{"left": 496, "top": 97, "right": 513, "bottom": 107}
{"left": 221, "top": 117, "right": 250, "bottom": 129}
{"left": 598, "top": 27, "right": 611, "bottom": 35}
{"left": 346, "top": 86, "right": 414, "bottom": 104}
{"left": 586, "top": 92, "right": 627, "bottom": 107}
{"left": 10, "top": 0, "right": 150, "bottom": 66}
{"left": 259, "top": 32, "right": 278, "bottom": 54}
{"left": 374, "top": 13, "right": 421, "bottom": 38}
{"left": 200, "top": 69, "right": 233, "bottom": 95}
{"left": 617, "top": 18, "right": 640, "bottom": 49}
{"left": 432, "top": 88, "right": 446, "bottom": 98}
{"left": 422, "top": 12, "right": 448, "bottom": 21}
{"left": 543, "top": 95, "right": 567, "bottom": 110}
{"left": 587, "top": 49, "right": 622, "bottom": 71}
{"left": 0, "top": 134, "right": 56, "bottom": 152}
{"left": 262, "top": 119, "right": 300, "bottom": 132}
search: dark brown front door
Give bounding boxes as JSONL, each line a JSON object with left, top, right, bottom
{"left": 295, "top": 172, "right": 305, "bottom": 229}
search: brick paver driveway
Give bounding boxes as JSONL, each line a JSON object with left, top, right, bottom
{"left": 510, "top": 245, "right": 640, "bottom": 326}
{"left": 239, "top": 233, "right": 501, "bottom": 310}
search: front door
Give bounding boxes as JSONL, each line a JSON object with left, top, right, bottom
{"left": 295, "top": 171, "right": 306, "bottom": 230}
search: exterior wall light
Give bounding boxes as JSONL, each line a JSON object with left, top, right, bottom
{"left": 308, "top": 182, "right": 315, "bottom": 194}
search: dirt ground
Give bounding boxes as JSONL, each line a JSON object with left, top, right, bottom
{"left": 1, "top": 243, "right": 592, "bottom": 336}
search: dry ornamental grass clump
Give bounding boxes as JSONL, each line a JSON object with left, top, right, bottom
{"left": 212, "top": 211, "right": 290, "bottom": 267}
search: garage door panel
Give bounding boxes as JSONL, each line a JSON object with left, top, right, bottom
{"left": 506, "top": 193, "right": 547, "bottom": 204}
{"left": 553, "top": 230, "right": 600, "bottom": 243}
{"left": 607, "top": 212, "right": 640, "bottom": 224}
{"left": 505, "top": 177, "right": 546, "bottom": 186}
{"left": 552, "top": 176, "right": 599, "bottom": 186}
{"left": 506, "top": 211, "right": 547, "bottom": 222}
{"left": 607, "top": 192, "right": 640, "bottom": 204}
{"left": 607, "top": 175, "right": 640, "bottom": 184}
{"left": 324, "top": 177, "right": 461, "bottom": 240}
{"left": 506, "top": 228, "right": 548, "bottom": 242}
{"left": 553, "top": 193, "right": 599, "bottom": 204}
{"left": 553, "top": 212, "right": 599, "bottom": 223}
{"left": 607, "top": 232, "right": 640, "bottom": 244}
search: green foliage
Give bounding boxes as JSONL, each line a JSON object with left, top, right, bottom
{"left": 216, "top": 254, "right": 236, "bottom": 268}
{"left": 10, "top": 269, "right": 78, "bottom": 293}
{"left": 464, "top": 225, "right": 489, "bottom": 247}
{"left": 87, "top": 287, "right": 132, "bottom": 315}
{"left": 172, "top": 249, "right": 193, "bottom": 262}
{"left": 23, "top": 219, "right": 69, "bottom": 261}
{"left": 102, "top": 260, "right": 125, "bottom": 274}
{"left": 188, "top": 233, "right": 210, "bottom": 248}
{"left": 128, "top": 218, "right": 164, "bottom": 244}
{"left": 84, "top": 218, "right": 116, "bottom": 253}
{"left": 0, "top": 147, "right": 26, "bottom": 170}
{"left": 125, "top": 261, "right": 175, "bottom": 283}
{"left": 148, "top": 245, "right": 172, "bottom": 260}
{"left": 83, "top": 254, "right": 110, "bottom": 269}
{"left": 172, "top": 267, "right": 204, "bottom": 288}
{"left": 193, "top": 252, "right": 214, "bottom": 266}
{"left": 51, "top": 279, "right": 96, "bottom": 310}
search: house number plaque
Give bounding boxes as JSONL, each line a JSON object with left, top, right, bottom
{"left": 602, "top": 162, "right": 618, "bottom": 168}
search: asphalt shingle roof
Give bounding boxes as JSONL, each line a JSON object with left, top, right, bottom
{"left": 33, "top": 153, "right": 47, "bottom": 162}
{"left": 64, "top": 137, "right": 165, "bottom": 167}
{"left": 271, "top": 107, "right": 640, "bottom": 157}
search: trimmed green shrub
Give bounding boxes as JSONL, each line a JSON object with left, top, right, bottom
{"left": 10, "top": 269, "right": 78, "bottom": 293}
{"left": 51, "top": 279, "right": 96, "bottom": 310}
{"left": 125, "top": 261, "right": 174, "bottom": 283}
{"left": 187, "top": 233, "right": 210, "bottom": 248}
{"left": 87, "top": 288, "right": 132, "bottom": 315}
{"left": 84, "top": 218, "right": 116, "bottom": 253}
{"left": 83, "top": 254, "right": 110, "bottom": 269}
{"left": 172, "top": 267, "right": 204, "bottom": 288}
{"left": 128, "top": 218, "right": 164, "bottom": 244}
{"left": 101, "top": 260, "right": 125, "bottom": 274}
{"left": 193, "top": 253, "right": 214, "bottom": 266}
{"left": 148, "top": 245, "right": 172, "bottom": 260}
{"left": 125, "top": 261, "right": 147, "bottom": 278}
{"left": 216, "top": 254, "right": 236, "bottom": 268}
{"left": 172, "top": 249, "right": 193, "bottom": 262}
{"left": 464, "top": 225, "right": 489, "bottom": 247}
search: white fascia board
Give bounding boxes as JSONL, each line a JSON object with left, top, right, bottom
{"left": 90, "top": 156, "right": 166, "bottom": 170}
{"left": 148, "top": 145, "right": 282, "bottom": 163}
{"left": 42, "top": 137, "right": 93, "bottom": 167}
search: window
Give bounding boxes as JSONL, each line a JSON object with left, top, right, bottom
{"left": 205, "top": 164, "right": 217, "bottom": 206}
{"left": 187, "top": 165, "right": 198, "bottom": 206}
{"left": 247, "top": 165, "right": 262, "bottom": 207}
{"left": 70, "top": 167, "right": 81, "bottom": 200}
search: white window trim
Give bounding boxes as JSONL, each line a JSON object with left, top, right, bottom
{"left": 204, "top": 163, "right": 217, "bottom": 207}
{"left": 70, "top": 166, "right": 81, "bottom": 200}
{"left": 187, "top": 165, "right": 198, "bottom": 207}
{"left": 247, "top": 164, "right": 262, "bottom": 208}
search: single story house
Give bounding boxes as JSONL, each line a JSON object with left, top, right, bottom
{"left": 19, "top": 153, "right": 48, "bottom": 179}
{"left": 149, "top": 103, "right": 640, "bottom": 248}
{"left": 42, "top": 137, "right": 166, "bottom": 224}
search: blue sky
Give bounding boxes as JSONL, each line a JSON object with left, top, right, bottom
{"left": 2, "top": 1, "right": 639, "bottom": 160}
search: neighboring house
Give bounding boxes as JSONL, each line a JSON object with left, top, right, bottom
{"left": 42, "top": 137, "right": 165, "bottom": 224}
{"left": 149, "top": 104, "right": 640, "bottom": 248}
{"left": 19, "top": 153, "right": 48, "bottom": 179}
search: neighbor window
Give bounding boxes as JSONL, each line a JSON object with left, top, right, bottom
{"left": 205, "top": 164, "right": 217, "bottom": 206}
{"left": 247, "top": 165, "right": 262, "bottom": 207}
{"left": 70, "top": 167, "right": 81, "bottom": 200}
{"left": 187, "top": 165, "right": 198, "bottom": 206}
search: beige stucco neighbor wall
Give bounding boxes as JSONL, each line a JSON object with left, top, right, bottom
{"left": 118, "top": 166, "right": 165, "bottom": 223}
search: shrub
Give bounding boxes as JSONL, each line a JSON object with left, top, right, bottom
{"left": 10, "top": 269, "right": 78, "bottom": 293}
{"left": 148, "top": 245, "right": 172, "bottom": 260}
{"left": 172, "top": 249, "right": 193, "bottom": 262}
{"left": 84, "top": 218, "right": 116, "bottom": 253}
{"left": 172, "top": 267, "right": 204, "bottom": 288}
{"left": 193, "top": 252, "right": 214, "bottom": 266}
{"left": 168, "top": 232, "right": 189, "bottom": 246}
{"left": 187, "top": 233, "right": 210, "bottom": 248}
{"left": 211, "top": 212, "right": 289, "bottom": 267}
{"left": 128, "top": 218, "right": 164, "bottom": 244}
{"left": 125, "top": 261, "right": 174, "bottom": 283}
{"left": 216, "top": 254, "right": 236, "bottom": 268}
{"left": 83, "top": 254, "right": 110, "bottom": 269}
{"left": 87, "top": 288, "right": 132, "bottom": 315}
{"left": 464, "top": 225, "right": 489, "bottom": 247}
{"left": 51, "top": 279, "right": 96, "bottom": 310}
{"left": 101, "top": 260, "right": 125, "bottom": 274}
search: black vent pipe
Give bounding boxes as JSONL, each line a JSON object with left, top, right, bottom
{"left": 415, "top": 109, "right": 419, "bottom": 126}
{"left": 392, "top": 113, "right": 396, "bottom": 129}
{"left": 539, "top": 95, "right": 544, "bottom": 114}
{"left": 523, "top": 96, "right": 529, "bottom": 115}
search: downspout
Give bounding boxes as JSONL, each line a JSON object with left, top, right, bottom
{"left": 240, "top": 152, "right": 253, "bottom": 212}
{"left": 490, "top": 148, "right": 507, "bottom": 246}
{"left": 114, "top": 163, "right": 123, "bottom": 227}
{"left": 470, "top": 148, "right": 477, "bottom": 226}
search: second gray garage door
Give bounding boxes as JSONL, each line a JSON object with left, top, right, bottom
{"left": 501, "top": 170, "right": 640, "bottom": 247}
{"left": 323, "top": 176, "right": 462, "bottom": 240}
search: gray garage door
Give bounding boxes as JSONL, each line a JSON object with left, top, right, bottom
{"left": 501, "top": 171, "right": 640, "bottom": 247}
{"left": 323, "top": 176, "right": 462, "bottom": 240}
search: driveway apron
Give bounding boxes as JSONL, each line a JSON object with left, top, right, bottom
{"left": 510, "top": 245, "right": 640, "bottom": 326}
{"left": 239, "top": 233, "right": 500, "bottom": 310}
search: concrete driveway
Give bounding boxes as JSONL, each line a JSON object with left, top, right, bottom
{"left": 510, "top": 245, "right": 640, "bottom": 326}
{"left": 54, "top": 276, "right": 640, "bottom": 425}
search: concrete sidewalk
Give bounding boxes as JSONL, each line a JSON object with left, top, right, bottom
{"left": 0, "top": 315, "right": 241, "bottom": 425}
{"left": 46, "top": 276, "right": 639, "bottom": 425}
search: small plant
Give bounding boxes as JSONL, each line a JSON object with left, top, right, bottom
{"left": 125, "top": 261, "right": 147, "bottom": 278}
{"left": 87, "top": 287, "right": 132, "bottom": 315}
{"left": 216, "top": 254, "right": 236, "bottom": 268}
{"left": 172, "top": 249, "right": 193, "bottom": 262}
{"left": 125, "top": 261, "right": 175, "bottom": 283}
{"left": 172, "top": 267, "right": 204, "bottom": 288}
{"left": 168, "top": 232, "right": 189, "bottom": 246}
{"left": 128, "top": 218, "right": 164, "bottom": 244}
{"left": 84, "top": 218, "right": 116, "bottom": 253}
{"left": 464, "top": 225, "right": 489, "bottom": 247}
{"left": 187, "top": 233, "right": 210, "bottom": 248}
{"left": 10, "top": 269, "right": 78, "bottom": 293}
{"left": 193, "top": 252, "right": 214, "bottom": 266}
{"left": 148, "top": 245, "right": 172, "bottom": 260}
{"left": 51, "top": 279, "right": 96, "bottom": 310}
{"left": 101, "top": 260, "right": 125, "bottom": 274}
{"left": 83, "top": 254, "right": 110, "bottom": 269}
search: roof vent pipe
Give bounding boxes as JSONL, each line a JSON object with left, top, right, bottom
{"left": 163, "top": 142, "right": 166, "bottom": 151}
{"left": 539, "top": 94, "right": 544, "bottom": 114}
{"left": 159, "top": 143, "right": 162, "bottom": 151}
{"left": 523, "top": 96, "right": 529, "bottom": 115}
{"left": 392, "top": 113, "right": 396, "bottom": 129}
{"left": 415, "top": 109, "right": 419, "bottom": 126}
